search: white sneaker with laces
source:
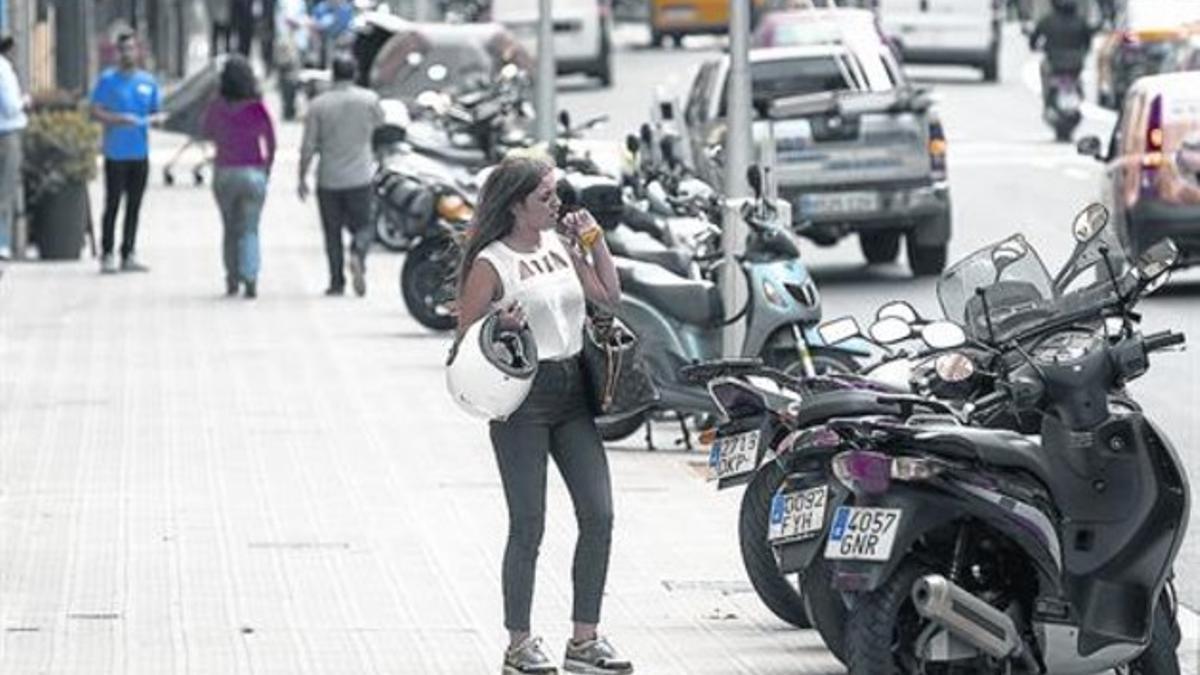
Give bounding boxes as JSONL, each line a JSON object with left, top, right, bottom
{"left": 563, "top": 636, "right": 632, "bottom": 674}
{"left": 503, "top": 635, "right": 558, "bottom": 675}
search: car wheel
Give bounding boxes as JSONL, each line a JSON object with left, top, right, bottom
{"left": 981, "top": 49, "right": 999, "bottom": 82}
{"left": 859, "top": 231, "right": 901, "bottom": 265}
{"left": 672, "top": 33, "right": 684, "bottom": 48}
{"left": 650, "top": 29, "right": 664, "bottom": 48}
{"left": 907, "top": 236, "right": 948, "bottom": 277}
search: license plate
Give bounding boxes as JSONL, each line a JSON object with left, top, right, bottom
{"left": 707, "top": 430, "right": 760, "bottom": 481}
{"left": 797, "top": 191, "right": 880, "bottom": 217}
{"left": 824, "top": 506, "right": 902, "bottom": 561}
{"left": 768, "top": 485, "right": 827, "bottom": 543}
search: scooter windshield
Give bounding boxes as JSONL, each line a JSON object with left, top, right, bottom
{"left": 936, "top": 234, "right": 1056, "bottom": 342}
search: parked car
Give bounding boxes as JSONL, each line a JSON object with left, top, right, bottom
{"left": 490, "top": 0, "right": 614, "bottom": 86}
{"left": 752, "top": 7, "right": 890, "bottom": 49}
{"left": 1076, "top": 71, "right": 1200, "bottom": 266}
{"left": 648, "top": 0, "right": 765, "bottom": 48}
{"left": 875, "top": 0, "right": 1003, "bottom": 81}
{"left": 670, "top": 38, "right": 952, "bottom": 276}
{"left": 1095, "top": 0, "right": 1200, "bottom": 109}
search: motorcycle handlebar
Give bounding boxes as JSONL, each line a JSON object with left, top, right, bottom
{"left": 1144, "top": 330, "right": 1186, "bottom": 353}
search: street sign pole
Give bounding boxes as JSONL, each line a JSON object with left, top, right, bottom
{"left": 535, "top": 0, "right": 556, "bottom": 143}
{"left": 721, "top": 0, "right": 753, "bottom": 357}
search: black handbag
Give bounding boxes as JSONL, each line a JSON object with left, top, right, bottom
{"left": 580, "top": 312, "right": 660, "bottom": 418}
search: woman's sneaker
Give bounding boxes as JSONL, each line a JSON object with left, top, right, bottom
{"left": 563, "top": 636, "right": 633, "bottom": 674}
{"left": 503, "top": 636, "right": 557, "bottom": 674}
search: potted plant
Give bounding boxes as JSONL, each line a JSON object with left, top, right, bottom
{"left": 22, "top": 91, "right": 101, "bottom": 260}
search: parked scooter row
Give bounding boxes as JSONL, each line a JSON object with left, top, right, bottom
{"left": 687, "top": 203, "right": 1189, "bottom": 673}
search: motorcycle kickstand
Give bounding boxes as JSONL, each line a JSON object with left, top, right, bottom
{"left": 644, "top": 417, "right": 656, "bottom": 452}
{"left": 676, "top": 413, "right": 694, "bottom": 451}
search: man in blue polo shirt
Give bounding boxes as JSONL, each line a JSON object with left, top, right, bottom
{"left": 90, "top": 32, "right": 161, "bottom": 274}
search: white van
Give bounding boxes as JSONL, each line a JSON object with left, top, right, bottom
{"left": 488, "top": 0, "right": 614, "bottom": 87}
{"left": 875, "top": 0, "right": 1003, "bottom": 81}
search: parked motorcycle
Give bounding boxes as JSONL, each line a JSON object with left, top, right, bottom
{"left": 598, "top": 165, "right": 867, "bottom": 443}
{"left": 768, "top": 207, "right": 1187, "bottom": 673}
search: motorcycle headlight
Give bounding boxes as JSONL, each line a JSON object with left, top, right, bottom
{"left": 437, "top": 194, "right": 473, "bottom": 222}
{"left": 762, "top": 280, "right": 787, "bottom": 309}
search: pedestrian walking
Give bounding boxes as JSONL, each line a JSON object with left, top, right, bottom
{"left": 202, "top": 55, "right": 276, "bottom": 299}
{"left": 231, "top": 0, "right": 257, "bottom": 58}
{"left": 297, "top": 54, "right": 382, "bottom": 296}
{"left": 310, "top": 0, "right": 354, "bottom": 68}
{"left": 0, "top": 35, "right": 28, "bottom": 261}
{"left": 207, "top": 0, "right": 233, "bottom": 58}
{"left": 90, "top": 32, "right": 161, "bottom": 274}
{"left": 454, "top": 157, "right": 633, "bottom": 675}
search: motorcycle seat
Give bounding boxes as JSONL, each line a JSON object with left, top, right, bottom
{"left": 615, "top": 258, "right": 722, "bottom": 326}
{"left": 607, "top": 228, "right": 693, "bottom": 278}
{"left": 408, "top": 139, "right": 489, "bottom": 169}
{"left": 912, "top": 425, "right": 1054, "bottom": 486}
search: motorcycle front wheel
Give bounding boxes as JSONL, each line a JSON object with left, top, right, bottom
{"left": 400, "top": 235, "right": 458, "bottom": 332}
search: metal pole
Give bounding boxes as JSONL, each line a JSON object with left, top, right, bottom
{"left": 534, "top": 0, "right": 555, "bottom": 143}
{"left": 721, "top": 0, "right": 752, "bottom": 357}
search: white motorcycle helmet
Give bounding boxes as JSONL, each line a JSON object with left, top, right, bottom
{"left": 446, "top": 313, "right": 539, "bottom": 420}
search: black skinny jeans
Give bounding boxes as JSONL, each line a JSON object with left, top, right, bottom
{"left": 489, "top": 357, "right": 614, "bottom": 633}
{"left": 101, "top": 159, "right": 149, "bottom": 259}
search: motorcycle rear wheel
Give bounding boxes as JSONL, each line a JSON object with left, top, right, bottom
{"left": 739, "top": 461, "right": 811, "bottom": 628}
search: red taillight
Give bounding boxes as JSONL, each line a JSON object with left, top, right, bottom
{"left": 1141, "top": 94, "right": 1164, "bottom": 195}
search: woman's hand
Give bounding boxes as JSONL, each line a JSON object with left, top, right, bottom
{"left": 561, "top": 209, "right": 600, "bottom": 239}
{"left": 496, "top": 301, "right": 527, "bottom": 331}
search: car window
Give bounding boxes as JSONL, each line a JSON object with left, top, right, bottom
{"left": 719, "top": 53, "right": 858, "bottom": 118}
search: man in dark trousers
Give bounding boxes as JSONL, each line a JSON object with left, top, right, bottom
{"left": 298, "top": 55, "right": 383, "bottom": 296}
{"left": 90, "top": 33, "right": 162, "bottom": 274}
{"left": 232, "top": 0, "right": 256, "bottom": 58}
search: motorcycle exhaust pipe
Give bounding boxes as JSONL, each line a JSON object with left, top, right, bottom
{"left": 911, "top": 574, "right": 1024, "bottom": 660}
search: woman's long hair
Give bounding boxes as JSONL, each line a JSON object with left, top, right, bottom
{"left": 219, "top": 54, "right": 261, "bottom": 102}
{"left": 456, "top": 156, "right": 552, "bottom": 296}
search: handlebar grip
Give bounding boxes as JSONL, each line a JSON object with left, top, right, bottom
{"left": 1144, "top": 331, "right": 1186, "bottom": 353}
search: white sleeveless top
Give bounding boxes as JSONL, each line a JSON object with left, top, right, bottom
{"left": 477, "top": 231, "right": 587, "bottom": 361}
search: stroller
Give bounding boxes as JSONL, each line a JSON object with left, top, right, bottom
{"left": 159, "top": 56, "right": 224, "bottom": 186}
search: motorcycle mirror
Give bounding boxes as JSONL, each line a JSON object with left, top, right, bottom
{"left": 1136, "top": 238, "right": 1180, "bottom": 288}
{"left": 427, "top": 64, "right": 448, "bottom": 82}
{"left": 1071, "top": 203, "right": 1109, "bottom": 243}
{"left": 746, "top": 165, "right": 763, "bottom": 199}
{"left": 558, "top": 109, "right": 572, "bottom": 131}
{"left": 876, "top": 301, "right": 920, "bottom": 324}
{"left": 818, "top": 317, "right": 862, "bottom": 346}
{"left": 640, "top": 123, "right": 654, "bottom": 145}
{"left": 406, "top": 51, "right": 424, "bottom": 67}
{"left": 869, "top": 317, "right": 914, "bottom": 344}
{"left": 921, "top": 321, "right": 967, "bottom": 350}
{"left": 625, "top": 134, "right": 640, "bottom": 155}
{"left": 1076, "top": 135, "right": 1102, "bottom": 159}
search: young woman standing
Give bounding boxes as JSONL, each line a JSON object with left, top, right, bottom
{"left": 455, "top": 157, "right": 632, "bottom": 675}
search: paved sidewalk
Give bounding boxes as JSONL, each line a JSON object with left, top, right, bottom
{"left": 0, "top": 120, "right": 842, "bottom": 674}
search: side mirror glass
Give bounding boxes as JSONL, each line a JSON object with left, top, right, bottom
{"left": 869, "top": 317, "right": 913, "bottom": 344}
{"left": 558, "top": 109, "right": 572, "bottom": 131}
{"left": 427, "top": 64, "right": 448, "bottom": 82}
{"left": 1076, "top": 135, "right": 1102, "bottom": 159}
{"left": 920, "top": 321, "right": 967, "bottom": 349}
{"left": 1137, "top": 238, "right": 1180, "bottom": 288}
{"left": 1071, "top": 203, "right": 1109, "bottom": 243}
{"left": 625, "top": 134, "right": 640, "bottom": 155}
{"left": 640, "top": 122, "right": 654, "bottom": 145}
{"left": 876, "top": 301, "right": 920, "bottom": 324}
{"left": 818, "top": 317, "right": 862, "bottom": 346}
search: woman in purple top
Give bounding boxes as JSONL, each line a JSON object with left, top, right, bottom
{"left": 202, "top": 55, "right": 276, "bottom": 299}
